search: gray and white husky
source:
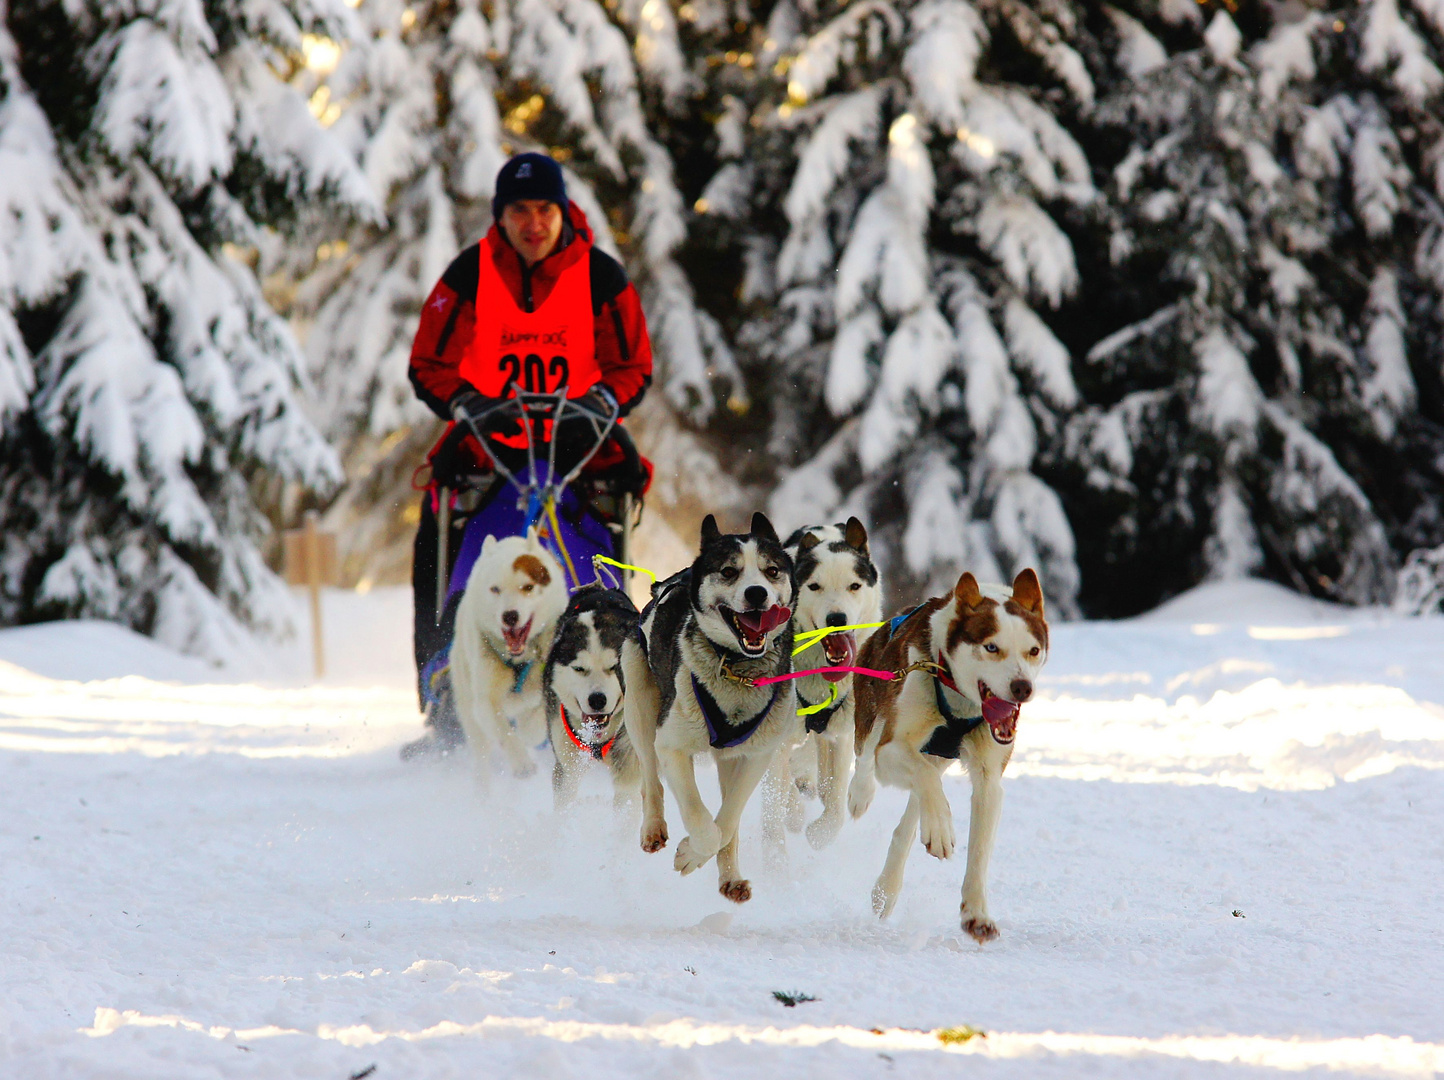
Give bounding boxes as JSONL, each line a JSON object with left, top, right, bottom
{"left": 543, "top": 586, "right": 640, "bottom": 810}
{"left": 763, "top": 518, "right": 883, "bottom": 853}
{"left": 621, "top": 513, "right": 798, "bottom": 903}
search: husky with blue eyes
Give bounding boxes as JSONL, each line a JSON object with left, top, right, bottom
{"left": 543, "top": 587, "right": 640, "bottom": 811}
{"left": 849, "top": 569, "right": 1049, "bottom": 943}
{"left": 622, "top": 513, "right": 798, "bottom": 904}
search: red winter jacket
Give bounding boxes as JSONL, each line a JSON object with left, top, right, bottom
{"left": 410, "top": 204, "right": 653, "bottom": 477}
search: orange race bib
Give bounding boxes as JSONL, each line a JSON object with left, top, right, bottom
{"left": 460, "top": 246, "right": 600, "bottom": 403}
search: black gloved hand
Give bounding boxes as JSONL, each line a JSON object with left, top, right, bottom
{"left": 577, "top": 384, "right": 619, "bottom": 421}
{"left": 546, "top": 385, "right": 618, "bottom": 477}
{"left": 451, "top": 388, "right": 520, "bottom": 437}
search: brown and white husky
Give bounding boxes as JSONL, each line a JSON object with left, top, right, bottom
{"left": 450, "top": 532, "right": 568, "bottom": 789}
{"left": 849, "top": 569, "right": 1048, "bottom": 943}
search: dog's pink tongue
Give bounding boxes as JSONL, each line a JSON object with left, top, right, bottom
{"left": 738, "top": 605, "right": 789, "bottom": 632}
{"left": 982, "top": 695, "right": 1019, "bottom": 742}
{"left": 758, "top": 605, "right": 790, "bottom": 632}
{"left": 821, "top": 632, "right": 856, "bottom": 682}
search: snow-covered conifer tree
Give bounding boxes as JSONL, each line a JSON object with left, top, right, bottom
{"left": 685, "top": 0, "right": 1095, "bottom": 612}
{"left": 0, "top": 0, "right": 372, "bottom": 659}
{"left": 1059, "top": 3, "right": 1444, "bottom": 612}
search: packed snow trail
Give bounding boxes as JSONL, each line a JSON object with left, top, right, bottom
{"left": 1, "top": 581, "right": 1442, "bottom": 1078}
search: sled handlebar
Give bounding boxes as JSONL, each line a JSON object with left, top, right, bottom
{"left": 456, "top": 384, "right": 620, "bottom": 498}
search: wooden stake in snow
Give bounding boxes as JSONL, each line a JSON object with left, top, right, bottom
{"left": 283, "top": 512, "right": 338, "bottom": 679}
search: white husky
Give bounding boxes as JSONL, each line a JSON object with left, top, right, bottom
{"left": 762, "top": 519, "right": 883, "bottom": 855}
{"left": 450, "top": 531, "right": 568, "bottom": 788}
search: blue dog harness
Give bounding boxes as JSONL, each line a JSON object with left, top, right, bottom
{"left": 691, "top": 674, "right": 780, "bottom": 749}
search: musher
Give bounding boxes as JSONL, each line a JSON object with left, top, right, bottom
{"left": 403, "top": 152, "right": 653, "bottom": 757}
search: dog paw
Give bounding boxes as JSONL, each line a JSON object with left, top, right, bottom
{"left": 640, "top": 819, "right": 668, "bottom": 853}
{"left": 963, "top": 916, "right": 999, "bottom": 943}
{"left": 674, "top": 834, "right": 718, "bottom": 875}
{"left": 871, "top": 879, "right": 900, "bottom": 920}
{"left": 805, "top": 813, "right": 842, "bottom": 850}
{"left": 919, "top": 808, "right": 955, "bottom": 860}
{"left": 719, "top": 879, "right": 752, "bottom": 904}
{"left": 847, "top": 775, "right": 876, "bottom": 820}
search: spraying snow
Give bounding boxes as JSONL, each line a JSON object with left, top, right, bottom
{"left": 1, "top": 581, "right": 1442, "bottom": 1077}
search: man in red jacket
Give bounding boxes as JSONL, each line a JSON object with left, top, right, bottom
{"left": 405, "top": 153, "right": 653, "bottom": 752}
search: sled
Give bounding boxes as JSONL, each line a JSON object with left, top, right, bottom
{"left": 415, "top": 385, "right": 649, "bottom": 727}
{"left": 435, "top": 385, "right": 646, "bottom": 605}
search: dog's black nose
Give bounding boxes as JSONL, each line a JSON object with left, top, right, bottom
{"left": 502, "top": 610, "right": 519, "bottom": 627}
{"left": 588, "top": 691, "right": 608, "bottom": 713}
{"left": 744, "top": 585, "right": 768, "bottom": 608}
{"left": 826, "top": 611, "right": 847, "bottom": 627}
{"left": 1010, "top": 678, "right": 1033, "bottom": 703}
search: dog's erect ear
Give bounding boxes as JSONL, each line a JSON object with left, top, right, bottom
{"left": 481, "top": 534, "right": 496, "bottom": 556}
{"left": 953, "top": 572, "right": 984, "bottom": 610}
{"left": 750, "top": 512, "right": 779, "bottom": 544}
{"left": 843, "top": 516, "right": 869, "bottom": 554}
{"left": 700, "top": 514, "right": 721, "bottom": 548}
{"left": 797, "top": 531, "right": 823, "bottom": 553}
{"left": 1011, "top": 568, "right": 1044, "bottom": 616}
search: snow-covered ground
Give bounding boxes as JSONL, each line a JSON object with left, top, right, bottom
{"left": 2, "top": 580, "right": 1442, "bottom": 1078}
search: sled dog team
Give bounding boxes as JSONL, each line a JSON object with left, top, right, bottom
{"left": 449, "top": 514, "right": 1049, "bottom": 943}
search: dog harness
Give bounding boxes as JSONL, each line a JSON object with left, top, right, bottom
{"left": 558, "top": 705, "right": 619, "bottom": 761}
{"left": 508, "top": 659, "right": 533, "bottom": 694}
{"left": 690, "top": 675, "right": 781, "bottom": 749}
{"left": 880, "top": 606, "right": 983, "bottom": 760}
{"left": 420, "top": 646, "right": 452, "bottom": 707}
{"left": 633, "top": 571, "right": 688, "bottom": 661}
{"left": 798, "top": 688, "right": 845, "bottom": 735}
{"left": 919, "top": 679, "right": 984, "bottom": 759}
{"left": 479, "top": 636, "right": 536, "bottom": 694}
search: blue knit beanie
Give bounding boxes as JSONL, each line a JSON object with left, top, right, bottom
{"left": 492, "top": 153, "right": 569, "bottom": 220}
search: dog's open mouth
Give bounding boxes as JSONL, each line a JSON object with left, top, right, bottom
{"left": 821, "top": 631, "right": 856, "bottom": 681}
{"left": 722, "top": 604, "right": 791, "bottom": 655}
{"left": 578, "top": 711, "right": 613, "bottom": 740}
{"left": 501, "top": 617, "right": 534, "bottom": 656}
{"left": 978, "top": 681, "right": 1019, "bottom": 744}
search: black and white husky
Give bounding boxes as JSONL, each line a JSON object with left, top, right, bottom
{"left": 543, "top": 587, "right": 640, "bottom": 810}
{"left": 621, "top": 513, "right": 798, "bottom": 903}
{"left": 763, "top": 518, "right": 883, "bottom": 853}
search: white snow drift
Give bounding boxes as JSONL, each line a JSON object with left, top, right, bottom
{"left": 1, "top": 579, "right": 1442, "bottom": 1078}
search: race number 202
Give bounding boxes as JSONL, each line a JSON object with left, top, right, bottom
{"left": 499, "top": 353, "right": 569, "bottom": 393}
